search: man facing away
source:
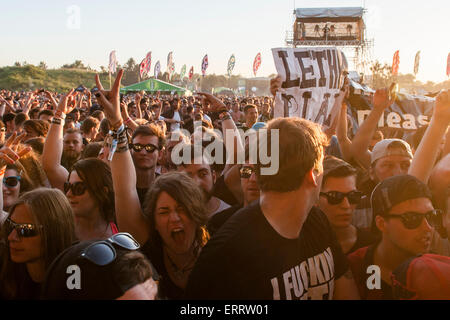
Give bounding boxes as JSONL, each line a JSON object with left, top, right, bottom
{"left": 185, "top": 117, "right": 360, "bottom": 300}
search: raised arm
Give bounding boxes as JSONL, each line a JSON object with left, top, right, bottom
{"left": 41, "top": 90, "right": 76, "bottom": 191}
{"left": 44, "top": 91, "right": 59, "bottom": 110}
{"left": 336, "top": 101, "right": 353, "bottom": 162}
{"left": 121, "top": 102, "right": 139, "bottom": 132}
{"left": 409, "top": 90, "right": 450, "bottom": 183}
{"left": 95, "top": 70, "right": 150, "bottom": 245}
{"left": 0, "top": 133, "right": 32, "bottom": 213}
{"left": 350, "top": 89, "right": 392, "bottom": 169}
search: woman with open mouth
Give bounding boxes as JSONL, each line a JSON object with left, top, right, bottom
{"left": 94, "top": 70, "right": 209, "bottom": 299}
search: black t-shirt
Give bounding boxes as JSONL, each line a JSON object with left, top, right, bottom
{"left": 212, "top": 174, "right": 239, "bottom": 206}
{"left": 347, "top": 228, "right": 378, "bottom": 255}
{"left": 140, "top": 240, "right": 184, "bottom": 300}
{"left": 207, "top": 204, "right": 242, "bottom": 236}
{"left": 185, "top": 202, "right": 349, "bottom": 300}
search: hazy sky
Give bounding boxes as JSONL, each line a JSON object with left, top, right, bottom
{"left": 0, "top": 0, "right": 448, "bottom": 82}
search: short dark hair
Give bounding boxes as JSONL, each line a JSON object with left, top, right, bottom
{"left": 256, "top": 118, "right": 328, "bottom": 193}
{"left": 244, "top": 104, "right": 257, "bottom": 114}
{"left": 14, "top": 112, "right": 29, "bottom": 126}
{"left": 3, "top": 113, "right": 16, "bottom": 123}
{"left": 322, "top": 156, "right": 357, "bottom": 187}
{"left": 80, "top": 117, "right": 99, "bottom": 134}
{"left": 38, "top": 109, "right": 54, "bottom": 118}
{"left": 132, "top": 124, "right": 166, "bottom": 149}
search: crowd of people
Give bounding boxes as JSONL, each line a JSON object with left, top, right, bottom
{"left": 0, "top": 69, "right": 449, "bottom": 300}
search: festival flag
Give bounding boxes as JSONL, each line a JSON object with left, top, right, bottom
{"left": 414, "top": 51, "right": 420, "bottom": 76}
{"left": 167, "top": 52, "right": 174, "bottom": 78}
{"left": 180, "top": 64, "right": 187, "bottom": 80}
{"left": 201, "top": 54, "right": 208, "bottom": 77}
{"left": 154, "top": 60, "right": 161, "bottom": 79}
{"left": 253, "top": 53, "right": 262, "bottom": 77}
{"left": 392, "top": 50, "right": 400, "bottom": 76}
{"left": 189, "top": 66, "right": 194, "bottom": 80}
{"left": 108, "top": 50, "right": 117, "bottom": 74}
{"left": 227, "top": 54, "right": 236, "bottom": 77}
{"left": 447, "top": 53, "right": 450, "bottom": 77}
{"left": 139, "top": 51, "right": 152, "bottom": 79}
{"left": 170, "top": 63, "right": 175, "bottom": 80}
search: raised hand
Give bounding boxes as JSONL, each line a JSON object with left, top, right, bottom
{"left": 0, "top": 132, "right": 32, "bottom": 168}
{"left": 56, "top": 89, "right": 77, "bottom": 114}
{"left": 433, "top": 89, "right": 450, "bottom": 125}
{"left": 270, "top": 75, "right": 282, "bottom": 97}
{"left": 95, "top": 69, "right": 124, "bottom": 128}
{"left": 196, "top": 92, "right": 226, "bottom": 113}
{"left": 372, "top": 88, "right": 393, "bottom": 111}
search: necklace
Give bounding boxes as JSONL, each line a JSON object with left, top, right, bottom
{"left": 165, "top": 251, "right": 196, "bottom": 280}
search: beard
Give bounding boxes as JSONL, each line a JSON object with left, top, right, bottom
{"left": 63, "top": 150, "right": 81, "bottom": 160}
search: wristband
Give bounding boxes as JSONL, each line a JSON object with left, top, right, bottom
{"left": 54, "top": 110, "right": 66, "bottom": 119}
{"left": 51, "top": 117, "right": 64, "bottom": 125}
{"left": 0, "top": 167, "right": 5, "bottom": 176}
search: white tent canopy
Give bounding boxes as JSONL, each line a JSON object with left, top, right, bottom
{"left": 295, "top": 7, "right": 364, "bottom": 19}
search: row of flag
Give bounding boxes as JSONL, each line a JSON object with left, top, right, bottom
{"left": 108, "top": 51, "right": 263, "bottom": 80}
{"left": 392, "top": 50, "right": 450, "bottom": 78}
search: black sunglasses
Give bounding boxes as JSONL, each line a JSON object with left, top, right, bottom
{"left": 3, "top": 176, "right": 21, "bottom": 188}
{"left": 240, "top": 166, "right": 256, "bottom": 179}
{"left": 130, "top": 143, "right": 159, "bottom": 153}
{"left": 320, "top": 191, "right": 363, "bottom": 205}
{"left": 79, "top": 233, "right": 141, "bottom": 266}
{"left": 382, "top": 210, "right": 443, "bottom": 230}
{"left": 5, "top": 218, "right": 42, "bottom": 238}
{"left": 64, "top": 181, "right": 87, "bottom": 196}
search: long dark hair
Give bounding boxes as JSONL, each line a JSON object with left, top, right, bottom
{"left": 0, "top": 188, "right": 76, "bottom": 299}
{"left": 71, "top": 158, "right": 115, "bottom": 223}
{"left": 143, "top": 172, "right": 209, "bottom": 256}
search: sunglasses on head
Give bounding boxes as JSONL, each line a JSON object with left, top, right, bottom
{"left": 3, "top": 176, "right": 21, "bottom": 188}
{"left": 5, "top": 218, "right": 42, "bottom": 238}
{"left": 320, "top": 191, "right": 363, "bottom": 205}
{"left": 382, "top": 210, "right": 443, "bottom": 230}
{"left": 79, "top": 233, "right": 141, "bottom": 266}
{"left": 240, "top": 166, "right": 256, "bottom": 179}
{"left": 64, "top": 181, "right": 87, "bottom": 196}
{"left": 129, "top": 143, "right": 159, "bottom": 153}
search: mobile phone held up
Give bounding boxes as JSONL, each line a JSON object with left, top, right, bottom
{"left": 75, "top": 85, "right": 86, "bottom": 93}
{"left": 91, "top": 87, "right": 99, "bottom": 94}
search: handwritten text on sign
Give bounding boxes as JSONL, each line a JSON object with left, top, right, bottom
{"left": 272, "top": 47, "right": 347, "bottom": 127}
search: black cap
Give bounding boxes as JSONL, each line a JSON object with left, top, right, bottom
{"left": 41, "top": 240, "right": 152, "bottom": 300}
{"left": 371, "top": 175, "right": 432, "bottom": 218}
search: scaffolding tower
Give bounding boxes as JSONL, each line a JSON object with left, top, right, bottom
{"left": 286, "top": 7, "right": 373, "bottom": 79}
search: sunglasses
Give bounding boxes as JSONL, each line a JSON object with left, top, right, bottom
{"left": 130, "top": 143, "right": 159, "bottom": 153}
{"left": 79, "top": 233, "right": 141, "bottom": 266}
{"left": 64, "top": 181, "right": 87, "bottom": 196}
{"left": 240, "top": 166, "right": 256, "bottom": 179}
{"left": 4, "top": 218, "right": 42, "bottom": 238}
{"left": 3, "top": 176, "right": 21, "bottom": 188}
{"left": 383, "top": 210, "right": 443, "bottom": 230}
{"left": 320, "top": 191, "right": 363, "bottom": 205}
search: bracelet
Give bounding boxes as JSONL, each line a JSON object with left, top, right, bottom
{"left": 51, "top": 117, "right": 64, "bottom": 125}
{"left": 0, "top": 167, "right": 5, "bottom": 176}
{"left": 124, "top": 117, "right": 132, "bottom": 125}
{"left": 54, "top": 110, "right": 66, "bottom": 119}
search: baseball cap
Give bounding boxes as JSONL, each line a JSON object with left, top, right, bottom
{"left": 371, "top": 175, "right": 432, "bottom": 218}
{"left": 391, "top": 254, "right": 450, "bottom": 300}
{"left": 251, "top": 122, "right": 267, "bottom": 131}
{"left": 371, "top": 139, "right": 413, "bottom": 164}
{"left": 41, "top": 239, "right": 157, "bottom": 300}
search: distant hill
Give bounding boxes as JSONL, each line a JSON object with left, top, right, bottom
{"left": 0, "top": 65, "right": 110, "bottom": 92}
